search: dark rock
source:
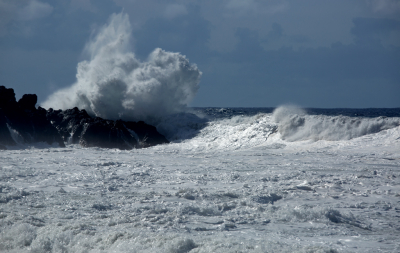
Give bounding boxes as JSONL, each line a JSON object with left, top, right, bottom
{"left": 18, "top": 94, "right": 37, "bottom": 111}
{"left": 47, "top": 108, "right": 136, "bottom": 149}
{"left": 0, "top": 86, "right": 17, "bottom": 109}
{"left": 46, "top": 107, "right": 169, "bottom": 149}
{"left": 123, "top": 121, "right": 169, "bottom": 148}
{"left": 0, "top": 108, "right": 16, "bottom": 146}
{"left": 0, "top": 85, "right": 168, "bottom": 150}
{"left": 0, "top": 86, "right": 65, "bottom": 148}
{"left": 80, "top": 117, "right": 137, "bottom": 149}
{"left": 47, "top": 107, "right": 91, "bottom": 144}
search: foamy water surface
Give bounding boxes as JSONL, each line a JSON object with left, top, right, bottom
{"left": 1, "top": 108, "right": 400, "bottom": 252}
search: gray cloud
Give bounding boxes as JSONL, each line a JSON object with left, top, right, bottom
{"left": 351, "top": 17, "right": 400, "bottom": 47}
{"left": 0, "top": 0, "right": 29, "bottom": 36}
{"left": 134, "top": 5, "right": 211, "bottom": 61}
{"left": 70, "top": 0, "right": 97, "bottom": 12}
{"left": 17, "top": 0, "right": 53, "bottom": 21}
{"left": 367, "top": 0, "right": 400, "bottom": 15}
{"left": 1, "top": 0, "right": 399, "bottom": 108}
{"left": 225, "top": 0, "right": 288, "bottom": 16}
{"left": 196, "top": 18, "right": 400, "bottom": 107}
{"left": 268, "top": 23, "right": 283, "bottom": 39}
{"left": 0, "top": 0, "right": 53, "bottom": 36}
{"left": 164, "top": 4, "right": 188, "bottom": 19}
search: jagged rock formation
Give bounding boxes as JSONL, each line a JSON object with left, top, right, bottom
{"left": 0, "top": 86, "right": 169, "bottom": 150}
{"left": 0, "top": 86, "right": 65, "bottom": 149}
{"left": 46, "top": 107, "right": 169, "bottom": 149}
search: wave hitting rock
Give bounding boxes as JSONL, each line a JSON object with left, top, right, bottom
{"left": 0, "top": 86, "right": 168, "bottom": 150}
{"left": 46, "top": 107, "right": 169, "bottom": 149}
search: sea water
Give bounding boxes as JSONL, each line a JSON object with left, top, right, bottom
{"left": 0, "top": 107, "right": 399, "bottom": 253}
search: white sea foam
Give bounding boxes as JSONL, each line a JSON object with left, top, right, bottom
{"left": 150, "top": 106, "right": 399, "bottom": 154}
{"left": 42, "top": 12, "right": 201, "bottom": 123}
{"left": 1, "top": 116, "right": 399, "bottom": 252}
{"left": 153, "top": 113, "right": 278, "bottom": 152}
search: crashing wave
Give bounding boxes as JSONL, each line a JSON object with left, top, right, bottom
{"left": 42, "top": 13, "right": 201, "bottom": 124}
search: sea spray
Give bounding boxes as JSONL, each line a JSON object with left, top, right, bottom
{"left": 42, "top": 13, "right": 201, "bottom": 123}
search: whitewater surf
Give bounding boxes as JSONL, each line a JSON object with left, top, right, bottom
{"left": 1, "top": 107, "right": 399, "bottom": 252}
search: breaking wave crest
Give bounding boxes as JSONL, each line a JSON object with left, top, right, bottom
{"left": 272, "top": 106, "right": 400, "bottom": 141}
{"left": 42, "top": 13, "right": 201, "bottom": 123}
{"left": 152, "top": 106, "right": 400, "bottom": 152}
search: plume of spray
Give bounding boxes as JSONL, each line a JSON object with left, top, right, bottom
{"left": 42, "top": 13, "right": 201, "bottom": 123}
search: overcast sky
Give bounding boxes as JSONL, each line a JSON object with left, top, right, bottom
{"left": 1, "top": 0, "right": 399, "bottom": 108}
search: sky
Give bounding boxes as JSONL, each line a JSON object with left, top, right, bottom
{"left": 0, "top": 0, "right": 399, "bottom": 108}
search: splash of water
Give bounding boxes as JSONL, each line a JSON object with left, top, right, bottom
{"left": 42, "top": 13, "right": 201, "bottom": 123}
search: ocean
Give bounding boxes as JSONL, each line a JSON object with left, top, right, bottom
{"left": 1, "top": 106, "right": 399, "bottom": 252}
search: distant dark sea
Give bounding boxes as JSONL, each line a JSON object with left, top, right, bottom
{"left": 191, "top": 107, "right": 400, "bottom": 119}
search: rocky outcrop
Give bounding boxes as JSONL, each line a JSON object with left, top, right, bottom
{"left": 122, "top": 120, "right": 170, "bottom": 148}
{"left": 0, "top": 86, "right": 65, "bottom": 148}
{"left": 46, "top": 107, "right": 169, "bottom": 149}
{"left": 0, "top": 86, "right": 169, "bottom": 150}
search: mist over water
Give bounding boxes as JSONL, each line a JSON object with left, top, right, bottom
{"left": 42, "top": 13, "right": 201, "bottom": 123}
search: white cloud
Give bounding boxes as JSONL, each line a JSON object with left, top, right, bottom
{"left": 18, "top": 0, "right": 53, "bottom": 21}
